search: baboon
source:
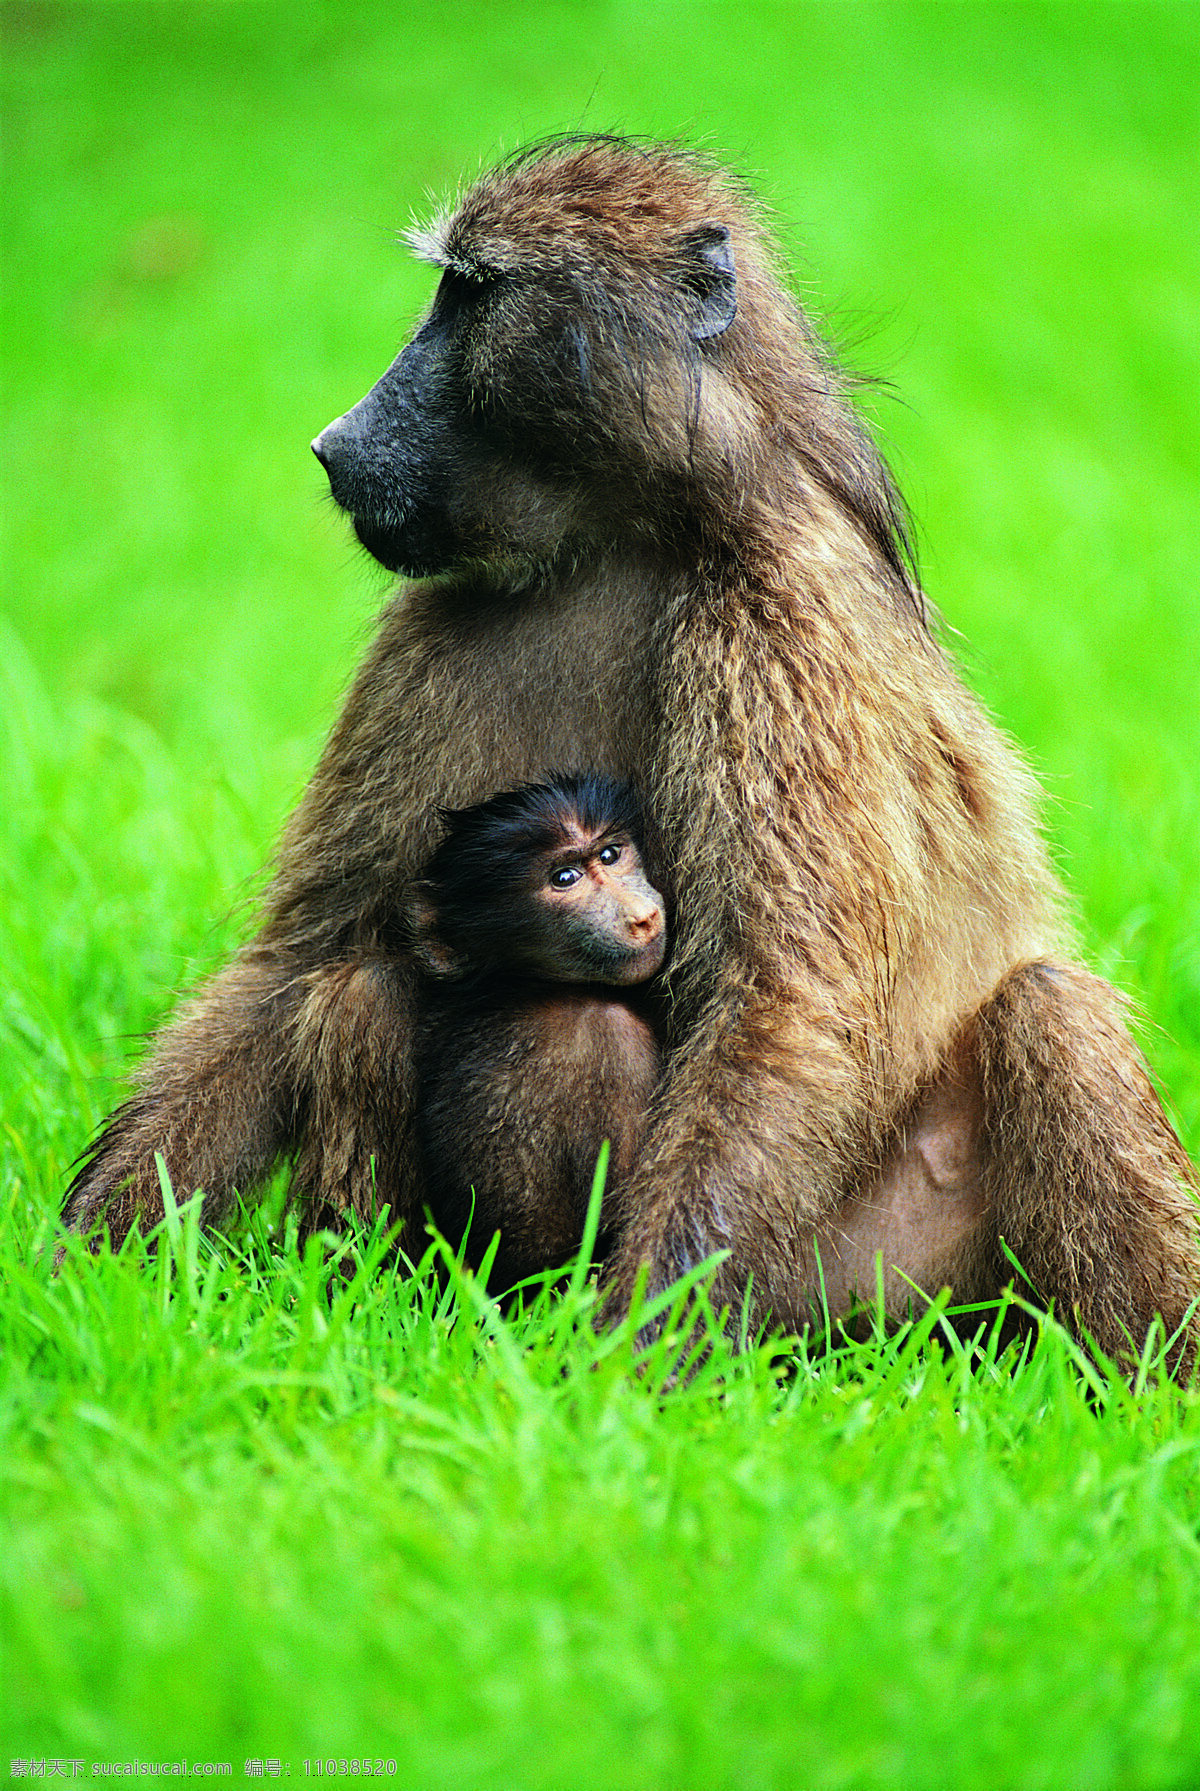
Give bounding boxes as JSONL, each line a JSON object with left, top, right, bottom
{"left": 412, "top": 772, "right": 665, "bottom": 1290}
{"left": 66, "top": 135, "right": 1198, "bottom": 1375}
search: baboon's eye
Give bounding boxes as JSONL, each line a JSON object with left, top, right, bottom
{"left": 677, "top": 223, "right": 737, "bottom": 341}
{"left": 550, "top": 865, "right": 583, "bottom": 889}
{"left": 597, "top": 844, "right": 623, "bottom": 867}
{"left": 435, "top": 266, "right": 500, "bottom": 319}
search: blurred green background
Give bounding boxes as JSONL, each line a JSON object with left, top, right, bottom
{"left": 3, "top": 0, "right": 1198, "bottom": 1164}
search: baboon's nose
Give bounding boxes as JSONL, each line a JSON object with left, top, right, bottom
{"left": 311, "top": 415, "right": 361, "bottom": 488}
{"left": 627, "top": 906, "right": 663, "bottom": 944}
{"left": 311, "top": 423, "right": 343, "bottom": 475}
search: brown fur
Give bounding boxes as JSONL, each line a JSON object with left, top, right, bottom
{"left": 64, "top": 136, "right": 1198, "bottom": 1375}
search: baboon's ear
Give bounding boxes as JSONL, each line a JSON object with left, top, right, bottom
{"left": 408, "top": 890, "right": 463, "bottom": 978}
{"left": 679, "top": 224, "right": 737, "bottom": 341}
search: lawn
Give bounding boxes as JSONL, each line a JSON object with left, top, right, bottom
{"left": 3, "top": 3, "right": 1199, "bottom": 1784}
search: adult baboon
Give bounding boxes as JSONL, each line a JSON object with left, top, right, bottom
{"left": 66, "top": 136, "right": 1198, "bottom": 1374}
{"left": 412, "top": 772, "right": 665, "bottom": 1290}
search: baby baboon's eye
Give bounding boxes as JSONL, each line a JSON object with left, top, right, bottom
{"left": 550, "top": 865, "right": 582, "bottom": 889}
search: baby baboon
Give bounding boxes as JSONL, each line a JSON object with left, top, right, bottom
{"left": 66, "top": 136, "right": 1198, "bottom": 1375}
{"left": 412, "top": 772, "right": 665, "bottom": 1290}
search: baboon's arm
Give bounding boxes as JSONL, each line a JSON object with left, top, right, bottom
{"left": 64, "top": 948, "right": 423, "bottom": 1246}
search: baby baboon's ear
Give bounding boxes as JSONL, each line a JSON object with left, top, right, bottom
{"left": 678, "top": 223, "right": 737, "bottom": 341}
{"left": 408, "top": 889, "right": 464, "bottom": 979}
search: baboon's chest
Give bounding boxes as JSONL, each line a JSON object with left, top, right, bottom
{"left": 415, "top": 571, "right": 663, "bottom": 794}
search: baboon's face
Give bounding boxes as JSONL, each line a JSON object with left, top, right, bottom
{"left": 312, "top": 279, "right": 505, "bottom": 577}
{"left": 312, "top": 151, "right": 738, "bottom": 577}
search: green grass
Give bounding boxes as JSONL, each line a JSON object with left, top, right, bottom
{"left": 7, "top": 1201, "right": 1200, "bottom": 1787}
{"left": 3, "top": 2, "right": 1199, "bottom": 1783}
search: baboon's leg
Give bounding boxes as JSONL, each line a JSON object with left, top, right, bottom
{"left": 972, "top": 960, "right": 1199, "bottom": 1375}
{"left": 805, "top": 961, "right": 1199, "bottom": 1376}
{"left": 64, "top": 952, "right": 422, "bottom": 1250}
{"left": 63, "top": 951, "right": 305, "bottom": 1246}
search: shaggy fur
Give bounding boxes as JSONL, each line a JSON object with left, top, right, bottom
{"left": 65, "top": 136, "right": 1198, "bottom": 1374}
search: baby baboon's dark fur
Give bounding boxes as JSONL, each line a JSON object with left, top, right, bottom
{"left": 65, "top": 135, "right": 1198, "bottom": 1375}
{"left": 412, "top": 772, "right": 664, "bottom": 1291}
